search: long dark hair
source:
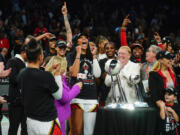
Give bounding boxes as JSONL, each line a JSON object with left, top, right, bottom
{"left": 70, "top": 43, "right": 93, "bottom": 61}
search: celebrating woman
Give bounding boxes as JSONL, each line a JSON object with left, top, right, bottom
{"left": 67, "top": 33, "right": 101, "bottom": 135}
{"left": 45, "top": 55, "right": 82, "bottom": 135}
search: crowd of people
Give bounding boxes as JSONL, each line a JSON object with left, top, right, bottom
{"left": 0, "top": 0, "right": 180, "bottom": 135}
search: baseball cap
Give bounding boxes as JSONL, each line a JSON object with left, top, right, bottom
{"left": 130, "top": 43, "right": 144, "bottom": 51}
{"left": 165, "top": 88, "right": 178, "bottom": 96}
{"left": 49, "top": 35, "right": 57, "bottom": 42}
{"left": 72, "top": 33, "right": 88, "bottom": 46}
{"left": 55, "top": 40, "right": 67, "bottom": 48}
{"left": 156, "top": 51, "right": 172, "bottom": 60}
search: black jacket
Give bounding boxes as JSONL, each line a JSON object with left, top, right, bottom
{"left": 149, "top": 71, "right": 180, "bottom": 103}
{"left": 6, "top": 57, "right": 25, "bottom": 105}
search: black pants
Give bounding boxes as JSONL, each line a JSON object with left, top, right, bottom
{"left": 8, "top": 104, "right": 27, "bottom": 135}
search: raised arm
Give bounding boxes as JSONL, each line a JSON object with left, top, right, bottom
{"left": 120, "top": 15, "right": 131, "bottom": 46}
{"left": 91, "top": 46, "right": 101, "bottom": 78}
{"left": 154, "top": 32, "right": 164, "bottom": 50}
{"left": 62, "top": 2, "right": 73, "bottom": 50}
{"left": 35, "top": 33, "right": 54, "bottom": 41}
{"left": 69, "top": 46, "right": 81, "bottom": 77}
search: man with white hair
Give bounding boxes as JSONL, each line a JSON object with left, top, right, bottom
{"left": 140, "top": 45, "right": 162, "bottom": 93}
{"left": 105, "top": 46, "right": 141, "bottom": 104}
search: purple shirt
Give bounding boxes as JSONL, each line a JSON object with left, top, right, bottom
{"left": 55, "top": 75, "right": 80, "bottom": 123}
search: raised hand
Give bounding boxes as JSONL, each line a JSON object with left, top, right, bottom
{"left": 76, "top": 82, "right": 83, "bottom": 89}
{"left": 61, "top": 2, "right": 68, "bottom": 16}
{"left": 157, "top": 100, "right": 165, "bottom": 110}
{"left": 90, "top": 46, "right": 97, "bottom": 58}
{"left": 76, "top": 45, "right": 82, "bottom": 55}
{"left": 154, "top": 32, "right": 162, "bottom": 43}
{"left": 44, "top": 33, "right": 55, "bottom": 39}
{"left": 122, "top": 14, "right": 131, "bottom": 28}
{"left": 53, "top": 63, "right": 61, "bottom": 76}
{"left": 165, "top": 107, "right": 174, "bottom": 116}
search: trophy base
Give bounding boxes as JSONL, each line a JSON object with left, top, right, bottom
{"left": 134, "top": 101, "right": 149, "bottom": 107}
{"left": 105, "top": 103, "right": 135, "bottom": 110}
{"left": 105, "top": 101, "right": 149, "bottom": 110}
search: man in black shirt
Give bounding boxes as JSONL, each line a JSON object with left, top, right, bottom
{"left": 6, "top": 45, "right": 27, "bottom": 135}
{"left": 18, "top": 38, "right": 62, "bottom": 135}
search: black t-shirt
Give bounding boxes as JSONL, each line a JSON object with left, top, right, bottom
{"left": 161, "top": 103, "right": 180, "bottom": 134}
{"left": 67, "top": 53, "right": 97, "bottom": 99}
{"left": 18, "top": 68, "right": 59, "bottom": 121}
{"left": 6, "top": 57, "right": 26, "bottom": 104}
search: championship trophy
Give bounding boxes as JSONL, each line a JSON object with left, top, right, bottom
{"left": 104, "top": 59, "right": 148, "bottom": 109}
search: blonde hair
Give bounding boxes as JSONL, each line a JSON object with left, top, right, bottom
{"left": 119, "top": 46, "right": 131, "bottom": 54}
{"left": 45, "top": 56, "right": 67, "bottom": 75}
{"left": 151, "top": 61, "right": 161, "bottom": 72}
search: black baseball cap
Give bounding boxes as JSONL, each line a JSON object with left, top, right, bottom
{"left": 156, "top": 51, "right": 172, "bottom": 60}
{"left": 130, "top": 43, "right": 144, "bottom": 51}
{"left": 49, "top": 35, "right": 57, "bottom": 42}
{"left": 72, "top": 33, "right": 88, "bottom": 46}
{"left": 55, "top": 40, "right": 67, "bottom": 48}
{"left": 165, "top": 88, "right": 178, "bottom": 96}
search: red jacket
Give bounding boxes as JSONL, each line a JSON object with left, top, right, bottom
{"left": 120, "top": 28, "right": 128, "bottom": 46}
